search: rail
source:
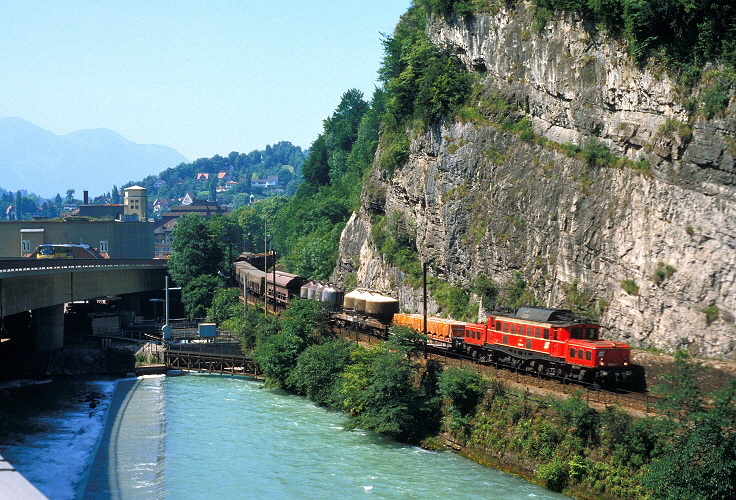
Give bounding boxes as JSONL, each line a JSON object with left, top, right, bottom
{"left": 427, "top": 347, "right": 661, "bottom": 413}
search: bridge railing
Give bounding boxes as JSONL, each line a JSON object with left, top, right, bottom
{"left": 0, "top": 258, "right": 167, "bottom": 276}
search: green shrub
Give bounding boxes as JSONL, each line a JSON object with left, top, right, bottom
{"left": 621, "top": 279, "right": 639, "bottom": 296}
{"left": 652, "top": 262, "right": 676, "bottom": 285}
{"left": 537, "top": 457, "right": 570, "bottom": 492}
{"left": 703, "top": 305, "right": 719, "bottom": 326}
{"left": 438, "top": 367, "right": 486, "bottom": 417}
{"left": 700, "top": 73, "right": 733, "bottom": 119}
{"left": 581, "top": 139, "right": 616, "bottom": 168}
{"left": 288, "top": 338, "right": 355, "bottom": 408}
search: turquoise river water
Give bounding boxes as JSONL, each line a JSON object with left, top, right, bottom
{"left": 0, "top": 374, "right": 569, "bottom": 499}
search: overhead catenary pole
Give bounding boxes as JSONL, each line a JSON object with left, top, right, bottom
{"left": 264, "top": 217, "right": 268, "bottom": 317}
{"left": 423, "top": 262, "right": 428, "bottom": 359}
{"left": 423, "top": 262, "right": 427, "bottom": 336}
{"left": 162, "top": 275, "right": 171, "bottom": 340}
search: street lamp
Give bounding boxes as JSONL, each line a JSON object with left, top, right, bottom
{"left": 149, "top": 298, "right": 164, "bottom": 324}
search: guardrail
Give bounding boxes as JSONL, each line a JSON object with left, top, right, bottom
{"left": 0, "top": 258, "right": 167, "bottom": 277}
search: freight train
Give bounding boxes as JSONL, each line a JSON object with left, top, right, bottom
{"left": 233, "top": 257, "right": 632, "bottom": 384}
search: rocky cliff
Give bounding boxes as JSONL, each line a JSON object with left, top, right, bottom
{"left": 332, "top": 3, "right": 736, "bottom": 358}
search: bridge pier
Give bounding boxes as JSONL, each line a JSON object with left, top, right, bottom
{"left": 31, "top": 304, "right": 64, "bottom": 351}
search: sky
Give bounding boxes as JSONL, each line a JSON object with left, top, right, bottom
{"left": 0, "top": 0, "right": 412, "bottom": 162}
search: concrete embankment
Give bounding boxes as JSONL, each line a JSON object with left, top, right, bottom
{"left": 82, "top": 377, "right": 166, "bottom": 499}
{"left": 0, "top": 455, "right": 48, "bottom": 499}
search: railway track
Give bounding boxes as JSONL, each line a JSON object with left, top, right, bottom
{"left": 337, "top": 327, "right": 661, "bottom": 415}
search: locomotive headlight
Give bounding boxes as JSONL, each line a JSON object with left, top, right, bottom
{"left": 623, "top": 361, "right": 629, "bottom": 366}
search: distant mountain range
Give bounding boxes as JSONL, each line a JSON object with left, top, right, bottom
{"left": 0, "top": 117, "right": 188, "bottom": 199}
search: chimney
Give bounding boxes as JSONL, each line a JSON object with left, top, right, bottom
{"left": 83, "top": 190, "right": 89, "bottom": 204}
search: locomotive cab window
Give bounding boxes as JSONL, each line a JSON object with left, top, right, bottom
{"left": 586, "top": 328, "right": 598, "bottom": 340}
{"left": 577, "top": 349, "right": 584, "bottom": 359}
{"left": 585, "top": 351, "right": 592, "bottom": 361}
{"left": 571, "top": 327, "right": 583, "bottom": 339}
{"left": 569, "top": 348, "right": 575, "bottom": 358}
{"left": 544, "top": 328, "right": 549, "bottom": 339}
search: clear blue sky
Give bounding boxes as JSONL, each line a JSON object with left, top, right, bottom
{"left": 0, "top": 1, "right": 412, "bottom": 162}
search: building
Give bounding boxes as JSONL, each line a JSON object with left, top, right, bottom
{"left": 251, "top": 175, "right": 279, "bottom": 188}
{"left": 64, "top": 188, "right": 148, "bottom": 221}
{"left": 152, "top": 198, "right": 170, "bottom": 216}
{"left": 153, "top": 219, "right": 176, "bottom": 259}
{"left": 181, "top": 192, "right": 197, "bottom": 206}
{"left": 123, "top": 186, "right": 148, "bottom": 221}
{"left": 75, "top": 204, "right": 124, "bottom": 219}
{"left": 153, "top": 199, "right": 228, "bottom": 258}
{"left": 0, "top": 219, "right": 154, "bottom": 259}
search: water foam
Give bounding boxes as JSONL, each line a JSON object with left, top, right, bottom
{"left": 0, "top": 379, "right": 116, "bottom": 500}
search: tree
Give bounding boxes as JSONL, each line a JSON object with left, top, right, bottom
{"left": 438, "top": 367, "right": 485, "bottom": 419}
{"left": 207, "top": 287, "right": 240, "bottom": 323}
{"left": 288, "top": 338, "right": 355, "bottom": 407}
{"left": 182, "top": 274, "right": 222, "bottom": 319}
{"left": 279, "top": 298, "right": 327, "bottom": 342}
{"left": 253, "top": 331, "right": 305, "bottom": 388}
{"left": 65, "top": 189, "right": 76, "bottom": 204}
{"left": 251, "top": 298, "right": 327, "bottom": 389}
{"left": 207, "top": 214, "right": 244, "bottom": 270}
{"left": 348, "top": 347, "right": 429, "bottom": 442}
{"left": 643, "top": 351, "right": 736, "bottom": 498}
{"left": 301, "top": 134, "right": 330, "bottom": 188}
{"left": 15, "top": 191, "right": 21, "bottom": 220}
{"left": 110, "top": 185, "right": 121, "bottom": 204}
{"left": 168, "top": 214, "right": 224, "bottom": 287}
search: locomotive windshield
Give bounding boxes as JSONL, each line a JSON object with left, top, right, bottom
{"left": 570, "top": 327, "right": 599, "bottom": 340}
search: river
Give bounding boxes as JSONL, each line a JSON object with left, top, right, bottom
{"left": 0, "top": 374, "right": 568, "bottom": 499}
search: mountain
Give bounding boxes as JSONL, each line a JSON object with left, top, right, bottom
{"left": 331, "top": 4, "right": 736, "bottom": 359}
{"left": 0, "top": 117, "right": 188, "bottom": 198}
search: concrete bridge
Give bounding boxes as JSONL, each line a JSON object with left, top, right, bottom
{"left": 0, "top": 259, "right": 168, "bottom": 350}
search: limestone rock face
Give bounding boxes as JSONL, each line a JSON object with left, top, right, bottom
{"left": 332, "top": 4, "right": 736, "bottom": 358}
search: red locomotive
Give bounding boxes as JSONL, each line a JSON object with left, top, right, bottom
{"left": 395, "top": 307, "right": 631, "bottom": 384}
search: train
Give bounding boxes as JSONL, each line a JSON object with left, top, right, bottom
{"left": 232, "top": 256, "right": 632, "bottom": 384}
{"left": 34, "top": 243, "right": 105, "bottom": 259}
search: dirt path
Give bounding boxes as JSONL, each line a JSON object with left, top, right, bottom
{"left": 632, "top": 350, "right": 736, "bottom": 394}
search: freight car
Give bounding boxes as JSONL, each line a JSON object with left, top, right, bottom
{"left": 233, "top": 260, "right": 304, "bottom": 309}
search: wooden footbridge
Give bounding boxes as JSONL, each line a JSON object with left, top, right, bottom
{"left": 164, "top": 342, "right": 259, "bottom": 377}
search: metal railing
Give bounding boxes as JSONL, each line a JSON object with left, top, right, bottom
{"left": 0, "top": 258, "right": 167, "bottom": 277}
